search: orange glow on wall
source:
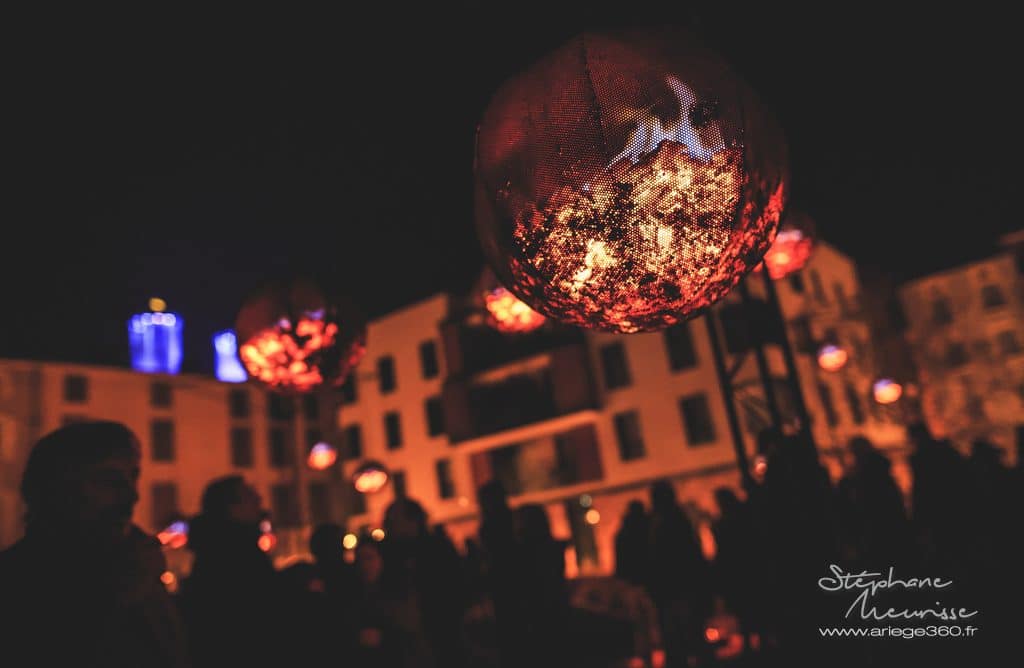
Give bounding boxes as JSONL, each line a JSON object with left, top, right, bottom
{"left": 873, "top": 378, "right": 903, "bottom": 404}
{"left": 236, "top": 279, "right": 366, "bottom": 394}
{"left": 307, "top": 442, "right": 338, "bottom": 470}
{"left": 484, "top": 287, "right": 546, "bottom": 333}
{"left": 817, "top": 344, "right": 849, "bottom": 372}
{"left": 475, "top": 29, "right": 788, "bottom": 333}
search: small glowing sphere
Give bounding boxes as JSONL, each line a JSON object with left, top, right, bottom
{"left": 259, "top": 519, "right": 272, "bottom": 534}
{"left": 342, "top": 533, "right": 358, "bottom": 550}
{"left": 353, "top": 461, "right": 390, "bottom": 494}
{"left": 752, "top": 454, "right": 768, "bottom": 481}
{"left": 584, "top": 509, "right": 601, "bottom": 525}
{"left": 258, "top": 533, "right": 277, "bottom": 552}
{"left": 817, "top": 344, "right": 849, "bottom": 372}
{"left": 873, "top": 378, "right": 903, "bottom": 404}
{"left": 160, "top": 571, "right": 176, "bottom": 585}
{"left": 307, "top": 442, "right": 338, "bottom": 470}
{"left": 705, "top": 627, "right": 721, "bottom": 643}
{"left": 579, "top": 494, "right": 593, "bottom": 508}
{"left": 149, "top": 297, "right": 167, "bottom": 312}
{"left": 371, "top": 528, "right": 385, "bottom": 541}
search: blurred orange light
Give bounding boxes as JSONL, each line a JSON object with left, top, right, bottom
{"left": 484, "top": 287, "right": 546, "bottom": 333}
{"left": 371, "top": 528, "right": 385, "bottom": 541}
{"left": 307, "top": 443, "right": 338, "bottom": 470}
{"left": 873, "top": 378, "right": 903, "bottom": 404}
{"left": 258, "top": 533, "right": 276, "bottom": 552}
{"left": 817, "top": 344, "right": 849, "bottom": 372}
{"left": 160, "top": 571, "right": 175, "bottom": 585}
{"left": 705, "top": 627, "right": 721, "bottom": 643}
{"left": 353, "top": 462, "right": 389, "bottom": 494}
{"left": 584, "top": 509, "right": 601, "bottom": 525}
{"left": 762, "top": 228, "right": 813, "bottom": 280}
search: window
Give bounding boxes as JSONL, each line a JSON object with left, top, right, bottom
{"left": 63, "top": 375, "right": 88, "bottom": 403}
{"left": 302, "top": 395, "right": 320, "bottom": 420}
{"left": 998, "top": 331, "right": 1022, "bottom": 355}
{"left": 809, "top": 270, "right": 827, "bottom": 303}
{"left": 384, "top": 412, "right": 403, "bottom": 450}
{"left": 982, "top": 285, "right": 1006, "bottom": 309}
{"left": 340, "top": 374, "right": 358, "bottom": 405}
{"left": 419, "top": 341, "right": 440, "bottom": 379}
{"left": 945, "top": 343, "right": 968, "bottom": 368}
{"left": 391, "top": 470, "right": 407, "bottom": 498}
{"left": 679, "top": 394, "right": 716, "bottom": 445}
{"left": 663, "top": 323, "right": 697, "bottom": 371}
{"left": 599, "top": 343, "right": 632, "bottom": 389}
{"left": 845, "top": 384, "right": 865, "bottom": 425}
{"left": 268, "top": 427, "right": 293, "bottom": 468}
{"left": 613, "top": 411, "right": 646, "bottom": 461}
{"left": 788, "top": 272, "right": 805, "bottom": 293}
{"left": 424, "top": 396, "right": 445, "bottom": 436}
{"left": 151, "top": 482, "right": 179, "bottom": 529}
{"left": 932, "top": 298, "right": 953, "bottom": 325}
{"left": 150, "top": 382, "right": 173, "bottom": 408}
{"left": 230, "top": 427, "right": 254, "bottom": 468}
{"left": 833, "top": 283, "right": 847, "bottom": 311}
{"left": 377, "top": 356, "right": 396, "bottom": 394}
{"left": 228, "top": 389, "right": 250, "bottom": 418}
{"left": 308, "top": 482, "right": 331, "bottom": 525}
{"left": 435, "top": 459, "right": 455, "bottom": 499}
{"left": 342, "top": 424, "right": 363, "bottom": 459}
{"left": 817, "top": 383, "right": 839, "bottom": 427}
{"left": 268, "top": 394, "right": 295, "bottom": 421}
{"left": 151, "top": 420, "right": 175, "bottom": 462}
{"left": 306, "top": 428, "right": 323, "bottom": 448}
{"left": 271, "top": 484, "right": 300, "bottom": 527}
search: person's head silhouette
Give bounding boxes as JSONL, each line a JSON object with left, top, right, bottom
{"left": 20, "top": 421, "right": 140, "bottom": 543}
{"left": 199, "top": 474, "right": 263, "bottom": 526}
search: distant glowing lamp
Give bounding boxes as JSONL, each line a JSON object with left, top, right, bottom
{"left": 213, "top": 330, "right": 248, "bottom": 383}
{"left": 579, "top": 494, "right": 593, "bottom": 508}
{"left": 257, "top": 533, "right": 277, "bottom": 553}
{"left": 307, "top": 442, "right": 338, "bottom": 470}
{"left": 584, "top": 509, "right": 601, "bottom": 525}
{"left": 342, "top": 533, "right": 358, "bottom": 550}
{"left": 816, "top": 344, "right": 849, "bottom": 372}
{"left": 873, "top": 378, "right": 903, "bottom": 405}
{"left": 705, "top": 627, "right": 721, "bottom": 643}
{"left": 353, "top": 460, "right": 390, "bottom": 494}
{"left": 752, "top": 454, "right": 768, "bottom": 481}
{"left": 149, "top": 297, "right": 167, "bottom": 312}
{"left": 235, "top": 278, "right": 366, "bottom": 394}
{"left": 157, "top": 520, "right": 189, "bottom": 549}
{"left": 475, "top": 28, "right": 788, "bottom": 333}
{"left": 371, "top": 528, "right": 385, "bottom": 541}
{"left": 760, "top": 210, "right": 815, "bottom": 280}
{"left": 484, "top": 287, "right": 546, "bottom": 333}
{"left": 128, "top": 303, "right": 183, "bottom": 374}
{"left": 160, "top": 571, "right": 178, "bottom": 593}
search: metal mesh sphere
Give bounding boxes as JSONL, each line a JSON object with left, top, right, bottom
{"left": 235, "top": 278, "right": 366, "bottom": 393}
{"left": 475, "top": 28, "right": 788, "bottom": 333}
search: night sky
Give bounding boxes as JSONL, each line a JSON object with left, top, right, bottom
{"left": 4, "top": 3, "right": 1019, "bottom": 373}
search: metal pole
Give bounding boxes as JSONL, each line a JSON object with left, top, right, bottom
{"left": 704, "top": 309, "right": 754, "bottom": 490}
{"left": 761, "top": 270, "right": 816, "bottom": 449}
{"left": 738, "top": 279, "right": 784, "bottom": 432}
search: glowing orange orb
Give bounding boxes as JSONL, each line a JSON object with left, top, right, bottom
{"left": 817, "top": 344, "right": 849, "bottom": 372}
{"left": 705, "top": 627, "right": 721, "bottom": 643}
{"left": 484, "top": 287, "right": 546, "bottom": 333}
{"left": 873, "top": 379, "right": 903, "bottom": 404}
{"left": 475, "top": 28, "right": 788, "bottom": 332}
{"left": 353, "top": 460, "right": 389, "bottom": 494}
{"left": 258, "top": 533, "right": 277, "bottom": 552}
{"left": 762, "top": 229, "right": 813, "bottom": 280}
{"left": 584, "top": 509, "right": 601, "bottom": 525}
{"left": 307, "top": 442, "right": 338, "bottom": 470}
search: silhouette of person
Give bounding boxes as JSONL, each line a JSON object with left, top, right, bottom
{"left": 614, "top": 500, "right": 651, "bottom": 588}
{"left": 513, "top": 503, "right": 570, "bottom": 667}
{"left": 476, "top": 480, "right": 522, "bottom": 666}
{"left": 179, "top": 475, "right": 281, "bottom": 668}
{"left": 0, "top": 421, "right": 189, "bottom": 667}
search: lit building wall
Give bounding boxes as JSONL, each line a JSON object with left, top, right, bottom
{"left": 898, "top": 248, "right": 1024, "bottom": 456}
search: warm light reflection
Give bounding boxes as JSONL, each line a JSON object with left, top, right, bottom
{"left": 584, "top": 509, "right": 601, "bottom": 525}
{"left": 353, "top": 462, "right": 390, "bottom": 494}
{"left": 342, "top": 533, "right": 358, "bottom": 550}
{"left": 705, "top": 627, "right": 721, "bottom": 643}
{"left": 258, "top": 533, "right": 277, "bottom": 552}
{"left": 371, "top": 528, "right": 385, "bottom": 541}
{"left": 873, "top": 378, "right": 903, "bottom": 404}
{"left": 761, "top": 228, "right": 813, "bottom": 280}
{"left": 157, "top": 520, "right": 189, "bottom": 550}
{"left": 484, "top": 287, "right": 546, "bottom": 333}
{"left": 817, "top": 344, "right": 849, "bottom": 372}
{"left": 307, "top": 442, "right": 338, "bottom": 470}
{"left": 752, "top": 455, "right": 768, "bottom": 482}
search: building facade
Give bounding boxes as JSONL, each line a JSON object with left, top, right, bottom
{"left": 339, "top": 242, "right": 907, "bottom": 575}
{"left": 0, "top": 359, "right": 346, "bottom": 569}
{"left": 898, "top": 236, "right": 1024, "bottom": 455}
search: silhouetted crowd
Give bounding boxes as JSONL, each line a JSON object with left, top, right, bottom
{"left": 1, "top": 420, "right": 1021, "bottom": 667}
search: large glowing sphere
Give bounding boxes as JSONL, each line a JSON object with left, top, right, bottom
{"left": 475, "top": 28, "right": 788, "bottom": 333}
{"left": 235, "top": 278, "right": 366, "bottom": 393}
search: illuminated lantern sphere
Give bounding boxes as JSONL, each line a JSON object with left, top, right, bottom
{"left": 584, "top": 509, "right": 601, "bottom": 525}
{"left": 761, "top": 209, "right": 815, "bottom": 280}
{"left": 485, "top": 287, "right": 547, "bottom": 333}
{"left": 353, "top": 460, "right": 390, "bottom": 494}
{"left": 258, "top": 517, "right": 276, "bottom": 552}
{"left": 873, "top": 378, "right": 903, "bottom": 404}
{"left": 817, "top": 344, "right": 849, "bottom": 372}
{"left": 475, "top": 28, "right": 788, "bottom": 333}
{"left": 307, "top": 442, "right": 338, "bottom": 470}
{"left": 157, "top": 520, "right": 189, "bottom": 549}
{"left": 235, "top": 278, "right": 366, "bottom": 394}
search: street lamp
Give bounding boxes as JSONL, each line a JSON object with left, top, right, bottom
{"left": 817, "top": 344, "right": 849, "bottom": 372}
{"left": 873, "top": 378, "right": 903, "bottom": 405}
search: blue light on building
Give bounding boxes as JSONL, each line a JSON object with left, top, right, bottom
{"left": 128, "top": 311, "right": 184, "bottom": 374}
{"left": 213, "top": 330, "right": 248, "bottom": 383}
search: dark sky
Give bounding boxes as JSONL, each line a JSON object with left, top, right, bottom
{"left": 4, "top": 3, "right": 1019, "bottom": 372}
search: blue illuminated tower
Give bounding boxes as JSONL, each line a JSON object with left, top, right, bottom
{"left": 128, "top": 298, "right": 183, "bottom": 374}
{"left": 213, "top": 330, "right": 248, "bottom": 383}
